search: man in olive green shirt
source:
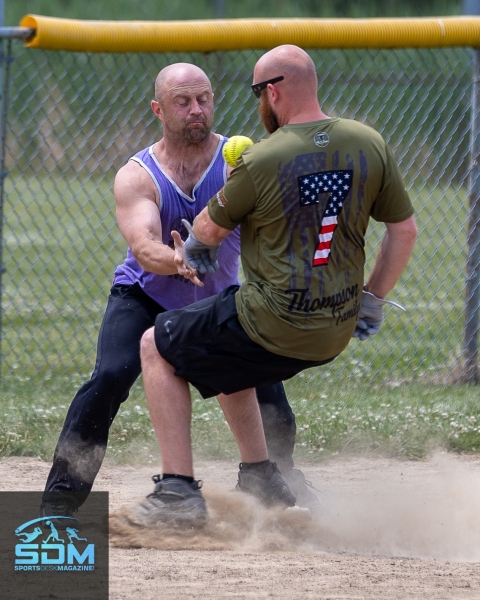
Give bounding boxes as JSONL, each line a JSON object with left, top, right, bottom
{"left": 136, "top": 44, "right": 417, "bottom": 526}
{"left": 208, "top": 118, "right": 413, "bottom": 360}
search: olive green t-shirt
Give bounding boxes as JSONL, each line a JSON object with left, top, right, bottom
{"left": 208, "top": 118, "right": 414, "bottom": 360}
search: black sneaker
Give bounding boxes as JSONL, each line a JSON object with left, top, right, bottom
{"left": 39, "top": 498, "right": 78, "bottom": 530}
{"left": 134, "top": 476, "right": 208, "bottom": 527}
{"left": 282, "top": 468, "right": 321, "bottom": 513}
{"left": 235, "top": 461, "right": 296, "bottom": 508}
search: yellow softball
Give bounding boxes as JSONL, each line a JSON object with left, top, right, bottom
{"left": 222, "top": 135, "right": 254, "bottom": 167}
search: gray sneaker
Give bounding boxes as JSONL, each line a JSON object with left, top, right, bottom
{"left": 134, "top": 476, "right": 208, "bottom": 527}
{"left": 282, "top": 468, "right": 321, "bottom": 513}
{"left": 235, "top": 461, "right": 296, "bottom": 507}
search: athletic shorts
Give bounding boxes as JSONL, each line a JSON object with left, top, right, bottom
{"left": 154, "top": 285, "right": 336, "bottom": 399}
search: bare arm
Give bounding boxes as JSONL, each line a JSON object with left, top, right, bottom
{"left": 114, "top": 161, "right": 177, "bottom": 275}
{"left": 364, "top": 215, "right": 418, "bottom": 298}
{"left": 192, "top": 206, "right": 232, "bottom": 245}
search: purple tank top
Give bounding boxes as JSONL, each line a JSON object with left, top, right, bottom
{"left": 113, "top": 136, "right": 241, "bottom": 310}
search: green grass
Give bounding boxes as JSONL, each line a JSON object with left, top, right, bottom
{"left": 1, "top": 376, "right": 480, "bottom": 464}
{"left": 285, "top": 379, "right": 480, "bottom": 460}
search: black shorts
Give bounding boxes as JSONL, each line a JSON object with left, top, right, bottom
{"left": 154, "top": 285, "right": 335, "bottom": 399}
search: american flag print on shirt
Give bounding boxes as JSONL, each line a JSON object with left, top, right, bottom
{"left": 297, "top": 170, "right": 353, "bottom": 266}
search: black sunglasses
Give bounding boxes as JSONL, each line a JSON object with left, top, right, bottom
{"left": 251, "top": 76, "right": 284, "bottom": 98}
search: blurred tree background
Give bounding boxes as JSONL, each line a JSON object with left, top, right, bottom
{"left": 7, "top": 0, "right": 463, "bottom": 25}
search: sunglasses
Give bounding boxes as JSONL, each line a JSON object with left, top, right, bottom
{"left": 251, "top": 76, "right": 284, "bottom": 98}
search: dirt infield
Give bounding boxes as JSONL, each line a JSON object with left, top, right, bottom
{"left": 1, "top": 453, "right": 480, "bottom": 599}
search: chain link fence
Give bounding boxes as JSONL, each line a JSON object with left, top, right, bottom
{"left": 0, "top": 40, "right": 475, "bottom": 389}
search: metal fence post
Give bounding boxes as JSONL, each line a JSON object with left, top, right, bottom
{"left": 463, "top": 0, "right": 480, "bottom": 382}
{"left": 0, "top": 0, "right": 4, "bottom": 380}
{"left": 0, "top": 38, "right": 5, "bottom": 382}
{"left": 464, "top": 48, "right": 480, "bottom": 383}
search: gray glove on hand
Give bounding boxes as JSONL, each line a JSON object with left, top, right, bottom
{"left": 353, "top": 290, "right": 405, "bottom": 341}
{"left": 182, "top": 219, "right": 221, "bottom": 275}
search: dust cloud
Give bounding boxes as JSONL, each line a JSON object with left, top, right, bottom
{"left": 110, "top": 453, "right": 480, "bottom": 561}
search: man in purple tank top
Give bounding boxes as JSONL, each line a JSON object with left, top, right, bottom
{"left": 41, "top": 63, "right": 319, "bottom": 523}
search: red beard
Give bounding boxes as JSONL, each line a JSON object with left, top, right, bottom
{"left": 259, "top": 95, "right": 280, "bottom": 134}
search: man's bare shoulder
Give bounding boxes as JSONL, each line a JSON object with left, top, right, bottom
{"left": 115, "top": 159, "right": 152, "bottom": 186}
{"left": 114, "top": 160, "right": 158, "bottom": 204}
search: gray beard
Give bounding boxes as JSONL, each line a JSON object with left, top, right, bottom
{"left": 164, "top": 123, "right": 211, "bottom": 144}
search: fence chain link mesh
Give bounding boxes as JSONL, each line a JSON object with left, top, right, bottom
{"left": 1, "top": 42, "right": 474, "bottom": 390}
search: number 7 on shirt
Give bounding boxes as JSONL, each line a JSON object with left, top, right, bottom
{"left": 297, "top": 170, "right": 353, "bottom": 266}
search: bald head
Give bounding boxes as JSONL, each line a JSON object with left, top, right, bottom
{"left": 253, "top": 45, "right": 326, "bottom": 128}
{"left": 254, "top": 45, "right": 318, "bottom": 99}
{"left": 155, "top": 63, "right": 212, "bottom": 104}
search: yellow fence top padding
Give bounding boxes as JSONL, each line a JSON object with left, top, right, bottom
{"left": 19, "top": 15, "right": 480, "bottom": 53}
